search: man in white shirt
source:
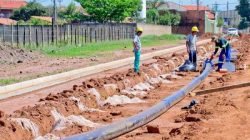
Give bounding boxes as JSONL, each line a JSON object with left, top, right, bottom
{"left": 186, "top": 26, "right": 199, "bottom": 68}
{"left": 133, "top": 27, "right": 143, "bottom": 73}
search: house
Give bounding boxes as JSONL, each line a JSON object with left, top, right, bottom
{"left": 172, "top": 5, "right": 220, "bottom": 35}
{"left": 182, "top": 5, "right": 210, "bottom": 11}
{"left": 156, "top": 2, "right": 186, "bottom": 13}
{"left": 0, "top": 18, "right": 17, "bottom": 25}
{"left": 218, "top": 10, "right": 241, "bottom": 27}
{"left": 0, "top": 0, "right": 27, "bottom": 18}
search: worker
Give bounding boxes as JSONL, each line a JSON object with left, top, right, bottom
{"left": 186, "top": 26, "right": 199, "bottom": 69}
{"left": 133, "top": 27, "right": 143, "bottom": 73}
{"left": 210, "top": 35, "right": 231, "bottom": 71}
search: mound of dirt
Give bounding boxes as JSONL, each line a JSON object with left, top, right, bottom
{"left": 0, "top": 43, "right": 40, "bottom": 64}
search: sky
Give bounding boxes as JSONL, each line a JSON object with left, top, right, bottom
{"left": 28, "top": 0, "right": 239, "bottom": 11}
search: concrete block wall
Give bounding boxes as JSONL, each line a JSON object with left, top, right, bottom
{"left": 137, "top": 23, "right": 172, "bottom": 36}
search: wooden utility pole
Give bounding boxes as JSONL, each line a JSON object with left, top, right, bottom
{"left": 52, "top": 0, "right": 57, "bottom": 43}
{"left": 197, "top": 0, "right": 200, "bottom": 22}
{"left": 227, "top": 1, "right": 229, "bottom": 19}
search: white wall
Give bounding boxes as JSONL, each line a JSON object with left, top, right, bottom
{"left": 137, "top": 23, "right": 172, "bottom": 36}
{"left": 140, "top": 0, "right": 146, "bottom": 21}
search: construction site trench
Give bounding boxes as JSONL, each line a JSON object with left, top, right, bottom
{"left": 0, "top": 35, "right": 249, "bottom": 140}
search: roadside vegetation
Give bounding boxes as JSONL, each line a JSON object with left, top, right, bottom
{"left": 0, "top": 79, "right": 21, "bottom": 86}
{"left": 146, "top": 0, "right": 181, "bottom": 26}
{"left": 23, "top": 34, "right": 184, "bottom": 57}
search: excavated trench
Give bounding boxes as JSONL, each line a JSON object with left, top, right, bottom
{"left": 0, "top": 43, "right": 215, "bottom": 140}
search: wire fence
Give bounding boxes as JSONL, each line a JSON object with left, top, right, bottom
{"left": 0, "top": 23, "right": 137, "bottom": 47}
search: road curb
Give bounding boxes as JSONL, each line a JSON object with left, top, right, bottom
{"left": 0, "top": 39, "right": 210, "bottom": 100}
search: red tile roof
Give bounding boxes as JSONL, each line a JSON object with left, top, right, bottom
{"left": 206, "top": 11, "right": 215, "bottom": 20}
{"left": 183, "top": 5, "right": 210, "bottom": 11}
{"left": 0, "top": 0, "right": 27, "bottom": 9}
{"left": 0, "top": 18, "right": 17, "bottom": 25}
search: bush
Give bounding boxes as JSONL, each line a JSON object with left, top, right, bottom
{"left": 217, "top": 17, "right": 224, "bottom": 27}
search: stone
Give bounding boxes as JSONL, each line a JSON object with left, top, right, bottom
{"left": 146, "top": 125, "right": 160, "bottom": 133}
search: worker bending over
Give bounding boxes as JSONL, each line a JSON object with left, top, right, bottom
{"left": 133, "top": 27, "right": 143, "bottom": 73}
{"left": 186, "top": 26, "right": 199, "bottom": 69}
{"left": 210, "top": 36, "right": 231, "bottom": 71}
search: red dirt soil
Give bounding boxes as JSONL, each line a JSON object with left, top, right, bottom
{"left": 0, "top": 42, "right": 183, "bottom": 85}
{"left": 0, "top": 35, "right": 249, "bottom": 140}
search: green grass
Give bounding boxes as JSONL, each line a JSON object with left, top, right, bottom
{"left": 23, "top": 34, "right": 185, "bottom": 58}
{"left": 0, "top": 78, "right": 21, "bottom": 86}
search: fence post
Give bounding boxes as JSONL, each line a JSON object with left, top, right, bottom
{"left": 112, "top": 25, "right": 114, "bottom": 40}
{"left": 71, "top": 24, "right": 73, "bottom": 45}
{"left": 47, "top": 29, "right": 50, "bottom": 45}
{"left": 2, "top": 25, "right": 5, "bottom": 44}
{"left": 85, "top": 29, "right": 87, "bottom": 43}
{"left": 77, "top": 25, "right": 80, "bottom": 45}
{"left": 100, "top": 28, "right": 103, "bottom": 42}
{"left": 118, "top": 29, "right": 120, "bottom": 40}
{"left": 17, "top": 24, "right": 19, "bottom": 47}
{"left": 75, "top": 28, "right": 77, "bottom": 45}
{"left": 90, "top": 28, "right": 92, "bottom": 43}
{"left": 23, "top": 27, "right": 26, "bottom": 46}
{"left": 109, "top": 26, "right": 111, "bottom": 41}
{"left": 11, "top": 24, "right": 13, "bottom": 46}
{"left": 56, "top": 25, "right": 58, "bottom": 45}
{"left": 126, "top": 27, "right": 128, "bottom": 39}
{"left": 64, "top": 25, "right": 66, "bottom": 43}
{"left": 41, "top": 26, "right": 44, "bottom": 47}
{"left": 97, "top": 27, "right": 100, "bottom": 41}
{"left": 67, "top": 25, "right": 69, "bottom": 44}
{"left": 82, "top": 28, "right": 84, "bottom": 45}
{"left": 104, "top": 27, "right": 106, "bottom": 41}
{"left": 95, "top": 30, "right": 97, "bottom": 42}
{"left": 36, "top": 29, "right": 38, "bottom": 47}
{"left": 59, "top": 25, "right": 62, "bottom": 43}
{"left": 29, "top": 25, "right": 31, "bottom": 46}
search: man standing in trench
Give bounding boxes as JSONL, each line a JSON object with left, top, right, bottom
{"left": 186, "top": 26, "right": 199, "bottom": 69}
{"left": 133, "top": 27, "right": 143, "bottom": 73}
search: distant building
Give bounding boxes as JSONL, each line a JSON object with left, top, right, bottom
{"left": 173, "top": 5, "right": 220, "bottom": 35}
{"left": 182, "top": 5, "right": 210, "bottom": 11}
{"left": 0, "top": 0, "right": 27, "bottom": 18}
{"left": 156, "top": 2, "right": 186, "bottom": 13}
{"left": 218, "top": 10, "right": 241, "bottom": 27}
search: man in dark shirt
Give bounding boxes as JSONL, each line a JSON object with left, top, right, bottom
{"left": 210, "top": 36, "right": 231, "bottom": 71}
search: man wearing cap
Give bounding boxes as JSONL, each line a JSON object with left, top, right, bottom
{"left": 186, "top": 26, "right": 199, "bottom": 68}
{"left": 210, "top": 35, "right": 231, "bottom": 71}
{"left": 133, "top": 27, "right": 143, "bottom": 73}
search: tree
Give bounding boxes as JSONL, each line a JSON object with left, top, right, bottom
{"left": 58, "top": 2, "right": 89, "bottom": 23}
{"left": 75, "top": 0, "right": 141, "bottom": 22}
{"left": 236, "top": 0, "right": 250, "bottom": 29}
{"left": 217, "top": 17, "right": 224, "bottom": 27}
{"left": 10, "top": 2, "right": 47, "bottom": 21}
{"left": 170, "top": 13, "right": 181, "bottom": 25}
{"left": 146, "top": 9, "right": 159, "bottom": 24}
{"left": 158, "top": 11, "right": 181, "bottom": 26}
